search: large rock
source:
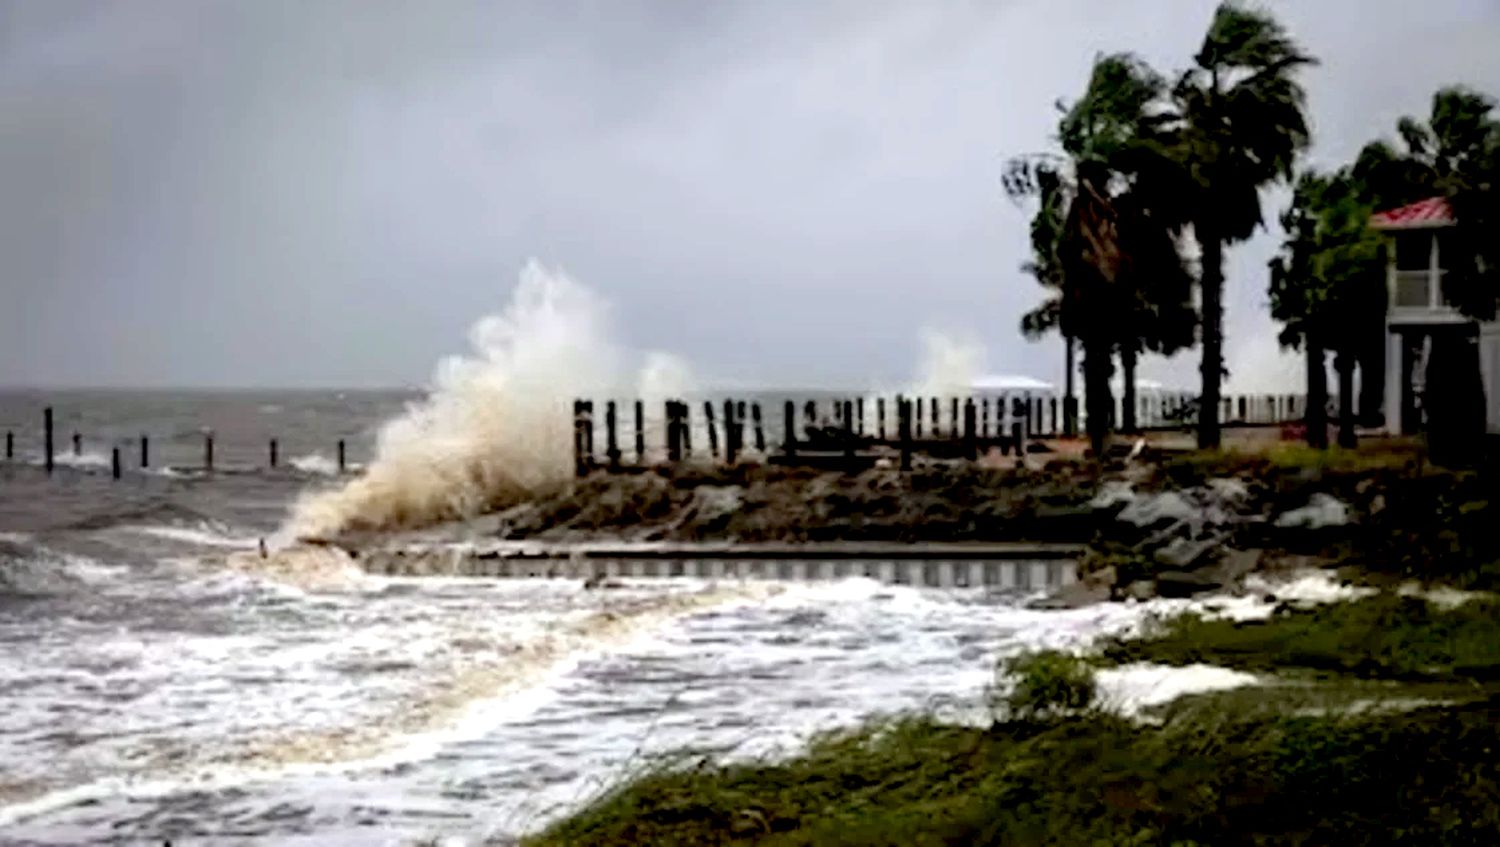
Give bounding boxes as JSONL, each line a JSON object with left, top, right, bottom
{"left": 1206, "top": 477, "right": 1251, "bottom": 502}
{"left": 1028, "top": 504, "right": 1103, "bottom": 540}
{"left": 1274, "top": 493, "right": 1351, "bottom": 529}
{"left": 1154, "top": 569, "right": 1222, "bottom": 598}
{"left": 1152, "top": 536, "right": 1222, "bottom": 569}
{"left": 1117, "top": 491, "right": 1197, "bottom": 528}
{"left": 1029, "top": 579, "right": 1110, "bottom": 610}
{"left": 1208, "top": 547, "right": 1262, "bottom": 585}
{"left": 1091, "top": 481, "right": 1137, "bottom": 509}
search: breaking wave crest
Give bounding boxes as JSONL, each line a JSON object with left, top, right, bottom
{"left": 287, "top": 261, "right": 687, "bottom": 540}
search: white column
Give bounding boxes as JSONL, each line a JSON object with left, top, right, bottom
{"left": 1385, "top": 326, "right": 1402, "bottom": 435}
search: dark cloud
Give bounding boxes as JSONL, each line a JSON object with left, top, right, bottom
{"left": 2, "top": 0, "right": 1497, "bottom": 389}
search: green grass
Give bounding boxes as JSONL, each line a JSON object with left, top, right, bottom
{"left": 1104, "top": 593, "right": 1500, "bottom": 682}
{"left": 527, "top": 699, "right": 1500, "bottom": 846}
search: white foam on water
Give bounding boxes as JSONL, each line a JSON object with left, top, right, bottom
{"left": 0, "top": 574, "right": 774, "bottom": 833}
{"left": 0, "top": 543, "right": 124, "bottom": 593}
{"left": 288, "top": 452, "right": 340, "bottom": 476}
{"left": 0, "top": 564, "right": 1388, "bottom": 843}
{"left": 24, "top": 450, "right": 111, "bottom": 470}
{"left": 1397, "top": 582, "right": 1491, "bottom": 609}
{"left": 1243, "top": 571, "right": 1378, "bottom": 607}
{"left": 119, "top": 523, "right": 260, "bottom": 550}
{"left": 1095, "top": 663, "right": 1259, "bottom": 717}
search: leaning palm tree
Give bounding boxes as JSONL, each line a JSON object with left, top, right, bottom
{"left": 1171, "top": 3, "right": 1317, "bottom": 448}
{"left": 1007, "top": 53, "right": 1192, "bottom": 456}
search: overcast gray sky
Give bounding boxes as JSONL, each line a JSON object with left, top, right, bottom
{"left": 2, "top": 0, "right": 1498, "bottom": 390}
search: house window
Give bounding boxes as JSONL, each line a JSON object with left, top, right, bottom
{"left": 1395, "top": 231, "right": 1434, "bottom": 271}
{"left": 1391, "top": 229, "right": 1450, "bottom": 310}
{"left": 1394, "top": 269, "right": 1432, "bottom": 308}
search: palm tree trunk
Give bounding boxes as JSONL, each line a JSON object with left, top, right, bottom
{"left": 1305, "top": 336, "right": 1328, "bottom": 449}
{"left": 1198, "top": 232, "right": 1224, "bottom": 449}
{"left": 1121, "top": 347, "right": 1138, "bottom": 434}
{"left": 1336, "top": 352, "right": 1357, "bottom": 449}
{"left": 1083, "top": 336, "right": 1113, "bottom": 458}
{"left": 1063, "top": 335, "right": 1078, "bottom": 436}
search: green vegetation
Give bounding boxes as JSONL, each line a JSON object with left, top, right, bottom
{"left": 1106, "top": 593, "right": 1500, "bottom": 683}
{"left": 528, "top": 699, "right": 1500, "bottom": 846}
{"left": 994, "top": 650, "right": 1096, "bottom": 720}
{"left": 1007, "top": 3, "right": 1317, "bottom": 452}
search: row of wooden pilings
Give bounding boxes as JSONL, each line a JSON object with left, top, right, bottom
{"left": 574, "top": 391, "right": 1310, "bottom": 474}
{"left": 576, "top": 395, "right": 1067, "bottom": 474}
{"left": 2, "top": 407, "right": 350, "bottom": 479}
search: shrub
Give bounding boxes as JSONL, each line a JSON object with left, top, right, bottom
{"left": 995, "top": 650, "right": 1097, "bottom": 721}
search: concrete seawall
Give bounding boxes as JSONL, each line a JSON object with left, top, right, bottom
{"left": 354, "top": 542, "right": 1081, "bottom": 588}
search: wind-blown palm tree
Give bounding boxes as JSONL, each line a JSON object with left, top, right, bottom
{"left": 1171, "top": 3, "right": 1317, "bottom": 448}
{"left": 1269, "top": 171, "right": 1384, "bottom": 449}
{"left": 1007, "top": 53, "right": 1193, "bottom": 456}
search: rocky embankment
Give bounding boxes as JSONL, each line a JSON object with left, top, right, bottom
{"left": 325, "top": 443, "right": 1497, "bottom": 602}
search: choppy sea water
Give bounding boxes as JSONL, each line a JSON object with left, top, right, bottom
{"left": 0, "top": 391, "right": 1234, "bottom": 845}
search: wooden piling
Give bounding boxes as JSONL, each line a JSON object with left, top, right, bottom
{"left": 43, "top": 407, "right": 53, "bottom": 474}
{"left": 1049, "top": 397, "right": 1058, "bottom": 436}
{"left": 981, "top": 398, "right": 990, "bottom": 438}
{"left": 4, "top": 430, "right": 11, "bottom": 460}
{"left": 752, "top": 403, "right": 766, "bottom": 453}
{"left": 665, "top": 401, "right": 681, "bottom": 462}
{"left": 1063, "top": 394, "right": 1078, "bottom": 438}
{"left": 574, "top": 400, "right": 587, "bottom": 475}
{"left": 111, "top": 447, "right": 121, "bottom": 480}
{"left": 606, "top": 401, "right": 621, "bottom": 469}
{"left": 736, "top": 401, "right": 748, "bottom": 456}
{"left": 337, "top": 439, "right": 346, "bottom": 473}
{"left": 782, "top": 400, "right": 796, "bottom": 458}
{"left": 723, "top": 399, "right": 738, "bottom": 465}
{"left": 204, "top": 433, "right": 214, "bottom": 473}
{"left": 681, "top": 401, "right": 692, "bottom": 455}
{"left": 804, "top": 400, "right": 816, "bottom": 434}
{"left": 72, "top": 432, "right": 81, "bottom": 456}
{"left": 963, "top": 398, "right": 977, "bottom": 461}
{"left": 841, "top": 400, "right": 854, "bottom": 464}
{"left": 950, "top": 397, "right": 959, "bottom": 439}
{"left": 634, "top": 400, "right": 645, "bottom": 464}
{"left": 898, "top": 396, "right": 913, "bottom": 471}
{"left": 857, "top": 398, "right": 866, "bottom": 437}
{"left": 583, "top": 401, "right": 595, "bottom": 456}
{"left": 914, "top": 397, "right": 923, "bottom": 439}
{"left": 1238, "top": 396, "right": 1247, "bottom": 423}
{"left": 877, "top": 397, "right": 887, "bottom": 441}
{"left": 930, "top": 397, "right": 939, "bottom": 439}
{"left": 269, "top": 438, "right": 279, "bottom": 469}
{"left": 139, "top": 435, "right": 149, "bottom": 469}
{"left": 704, "top": 401, "right": 719, "bottom": 458}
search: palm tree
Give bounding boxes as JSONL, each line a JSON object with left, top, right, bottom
{"left": 1171, "top": 3, "right": 1317, "bottom": 448}
{"left": 1007, "top": 53, "right": 1192, "bottom": 456}
{"left": 1269, "top": 171, "right": 1384, "bottom": 449}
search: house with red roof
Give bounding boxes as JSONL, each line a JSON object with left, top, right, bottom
{"left": 1370, "top": 196, "right": 1499, "bottom": 436}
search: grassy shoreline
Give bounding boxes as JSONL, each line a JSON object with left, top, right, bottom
{"left": 521, "top": 445, "right": 1500, "bottom": 844}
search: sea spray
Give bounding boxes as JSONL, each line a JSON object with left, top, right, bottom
{"left": 287, "top": 261, "right": 685, "bottom": 539}
{"left": 909, "top": 327, "right": 985, "bottom": 398}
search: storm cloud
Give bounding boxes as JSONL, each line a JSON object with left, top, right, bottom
{"left": 3, "top": 0, "right": 1498, "bottom": 390}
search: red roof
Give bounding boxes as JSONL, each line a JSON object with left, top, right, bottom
{"left": 1370, "top": 196, "right": 1454, "bottom": 229}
